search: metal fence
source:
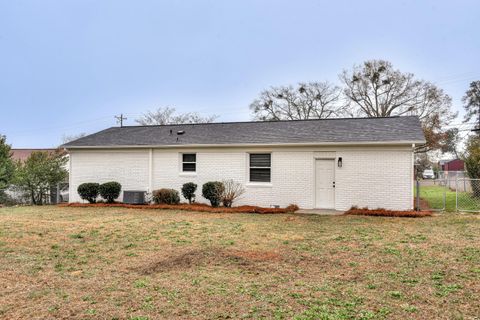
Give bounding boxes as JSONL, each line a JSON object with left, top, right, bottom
{"left": 436, "top": 171, "right": 467, "bottom": 190}
{"left": 416, "top": 178, "right": 446, "bottom": 211}
{"left": 0, "top": 183, "right": 69, "bottom": 205}
{"left": 455, "top": 178, "right": 480, "bottom": 212}
{"left": 416, "top": 176, "right": 480, "bottom": 213}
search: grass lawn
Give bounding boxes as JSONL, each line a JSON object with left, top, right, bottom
{"left": 0, "top": 206, "right": 479, "bottom": 319}
{"left": 419, "top": 185, "right": 480, "bottom": 212}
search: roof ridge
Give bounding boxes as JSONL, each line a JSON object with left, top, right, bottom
{"left": 119, "top": 115, "right": 415, "bottom": 129}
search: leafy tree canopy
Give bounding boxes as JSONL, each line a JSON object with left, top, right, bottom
{"left": 0, "top": 135, "right": 14, "bottom": 191}
{"left": 13, "top": 150, "right": 68, "bottom": 205}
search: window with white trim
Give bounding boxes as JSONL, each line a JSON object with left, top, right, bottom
{"left": 249, "top": 153, "right": 271, "bottom": 182}
{"left": 182, "top": 153, "right": 196, "bottom": 172}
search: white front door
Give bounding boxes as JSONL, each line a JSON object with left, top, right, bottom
{"left": 315, "top": 159, "right": 335, "bottom": 209}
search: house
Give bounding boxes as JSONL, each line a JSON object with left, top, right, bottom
{"left": 62, "top": 116, "right": 425, "bottom": 211}
{"left": 440, "top": 158, "right": 465, "bottom": 172}
{"left": 11, "top": 149, "right": 57, "bottom": 162}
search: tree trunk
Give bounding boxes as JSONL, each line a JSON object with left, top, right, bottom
{"left": 30, "top": 189, "right": 36, "bottom": 205}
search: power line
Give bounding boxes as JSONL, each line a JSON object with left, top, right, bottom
{"left": 114, "top": 114, "right": 127, "bottom": 127}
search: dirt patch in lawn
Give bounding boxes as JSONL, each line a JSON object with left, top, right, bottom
{"left": 138, "top": 248, "right": 281, "bottom": 274}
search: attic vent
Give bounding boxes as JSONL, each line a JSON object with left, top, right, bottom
{"left": 177, "top": 130, "right": 185, "bottom": 135}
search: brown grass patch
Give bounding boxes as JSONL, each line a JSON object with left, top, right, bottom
{"left": 345, "top": 207, "right": 433, "bottom": 218}
{"left": 138, "top": 248, "right": 281, "bottom": 274}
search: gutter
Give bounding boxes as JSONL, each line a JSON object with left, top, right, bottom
{"left": 63, "top": 140, "right": 427, "bottom": 150}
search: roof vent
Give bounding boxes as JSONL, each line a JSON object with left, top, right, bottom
{"left": 177, "top": 130, "right": 185, "bottom": 135}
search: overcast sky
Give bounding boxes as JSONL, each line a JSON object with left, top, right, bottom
{"left": 0, "top": 0, "right": 479, "bottom": 148}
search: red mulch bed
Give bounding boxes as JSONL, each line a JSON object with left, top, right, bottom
{"left": 345, "top": 207, "right": 433, "bottom": 218}
{"left": 59, "top": 202, "right": 298, "bottom": 214}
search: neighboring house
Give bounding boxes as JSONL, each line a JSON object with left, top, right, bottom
{"left": 11, "top": 148, "right": 57, "bottom": 162}
{"left": 62, "top": 116, "right": 425, "bottom": 211}
{"left": 440, "top": 159, "right": 465, "bottom": 172}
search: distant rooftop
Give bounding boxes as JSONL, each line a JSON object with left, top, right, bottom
{"left": 63, "top": 116, "right": 426, "bottom": 148}
{"left": 11, "top": 149, "right": 56, "bottom": 162}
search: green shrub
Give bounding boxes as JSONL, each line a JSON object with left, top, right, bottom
{"left": 181, "top": 182, "right": 197, "bottom": 204}
{"left": 202, "top": 181, "right": 224, "bottom": 207}
{"left": 98, "top": 181, "right": 121, "bottom": 203}
{"left": 152, "top": 188, "right": 180, "bottom": 205}
{"left": 77, "top": 183, "right": 100, "bottom": 203}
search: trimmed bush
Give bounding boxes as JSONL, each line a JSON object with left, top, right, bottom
{"left": 181, "top": 182, "right": 197, "bottom": 204}
{"left": 98, "top": 181, "right": 121, "bottom": 203}
{"left": 77, "top": 183, "right": 100, "bottom": 203}
{"left": 202, "top": 181, "right": 224, "bottom": 207}
{"left": 152, "top": 188, "right": 180, "bottom": 205}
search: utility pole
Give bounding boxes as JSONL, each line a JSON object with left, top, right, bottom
{"left": 115, "top": 114, "right": 127, "bottom": 127}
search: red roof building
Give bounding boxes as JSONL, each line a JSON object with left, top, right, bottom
{"left": 11, "top": 149, "right": 56, "bottom": 162}
{"left": 440, "top": 159, "right": 465, "bottom": 172}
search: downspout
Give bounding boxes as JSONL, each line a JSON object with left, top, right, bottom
{"left": 68, "top": 151, "right": 73, "bottom": 203}
{"left": 148, "top": 148, "right": 153, "bottom": 193}
{"left": 412, "top": 143, "right": 415, "bottom": 210}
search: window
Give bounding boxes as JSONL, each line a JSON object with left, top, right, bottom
{"left": 182, "top": 153, "right": 196, "bottom": 172}
{"left": 249, "top": 153, "right": 271, "bottom": 182}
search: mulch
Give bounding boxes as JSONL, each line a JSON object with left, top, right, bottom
{"left": 59, "top": 202, "right": 296, "bottom": 214}
{"left": 344, "top": 207, "right": 433, "bottom": 218}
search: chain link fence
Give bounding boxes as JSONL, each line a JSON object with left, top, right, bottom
{"left": 416, "top": 179, "right": 446, "bottom": 211}
{"left": 416, "top": 176, "right": 480, "bottom": 213}
{"left": 0, "top": 183, "right": 69, "bottom": 206}
{"left": 455, "top": 178, "right": 480, "bottom": 212}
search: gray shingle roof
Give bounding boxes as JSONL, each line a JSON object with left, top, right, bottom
{"left": 63, "top": 116, "right": 425, "bottom": 148}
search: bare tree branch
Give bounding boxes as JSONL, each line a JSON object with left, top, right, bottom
{"left": 340, "top": 60, "right": 457, "bottom": 151}
{"left": 136, "top": 106, "right": 218, "bottom": 125}
{"left": 250, "top": 82, "right": 345, "bottom": 121}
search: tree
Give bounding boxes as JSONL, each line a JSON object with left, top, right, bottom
{"left": 13, "top": 150, "right": 68, "bottom": 205}
{"left": 0, "top": 135, "right": 14, "bottom": 194}
{"left": 462, "top": 80, "right": 480, "bottom": 130}
{"left": 136, "top": 106, "right": 218, "bottom": 125}
{"left": 414, "top": 153, "right": 433, "bottom": 179}
{"left": 250, "top": 82, "right": 345, "bottom": 121}
{"left": 441, "top": 128, "right": 461, "bottom": 158}
{"left": 340, "top": 60, "right": 456, "bottom": 151}
{"left": 463, "top": 136, "right": 480, "bottom": 197}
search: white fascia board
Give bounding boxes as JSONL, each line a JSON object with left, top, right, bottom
{"left": 65, "top": 140, "right": 426, "bottom": 150}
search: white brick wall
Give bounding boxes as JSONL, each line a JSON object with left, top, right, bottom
{"left": 69, "top": 146, "right": 413, "bottom": 210}
{"left": 69, "top": 150, "right": 149, "bottom": 202}
{"left": 334, "top": 149, "right": 413, "bottom": 210}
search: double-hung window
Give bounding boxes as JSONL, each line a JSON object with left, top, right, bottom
{"left": 182, "top": 153, "right": 196, "bottom": 172}
{"left": 249, "top": 153, "right": 271, "bottom": 182}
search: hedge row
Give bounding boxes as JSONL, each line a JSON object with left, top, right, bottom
{"left": 77, "top": 182, "right": 121, "bottom": 204}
